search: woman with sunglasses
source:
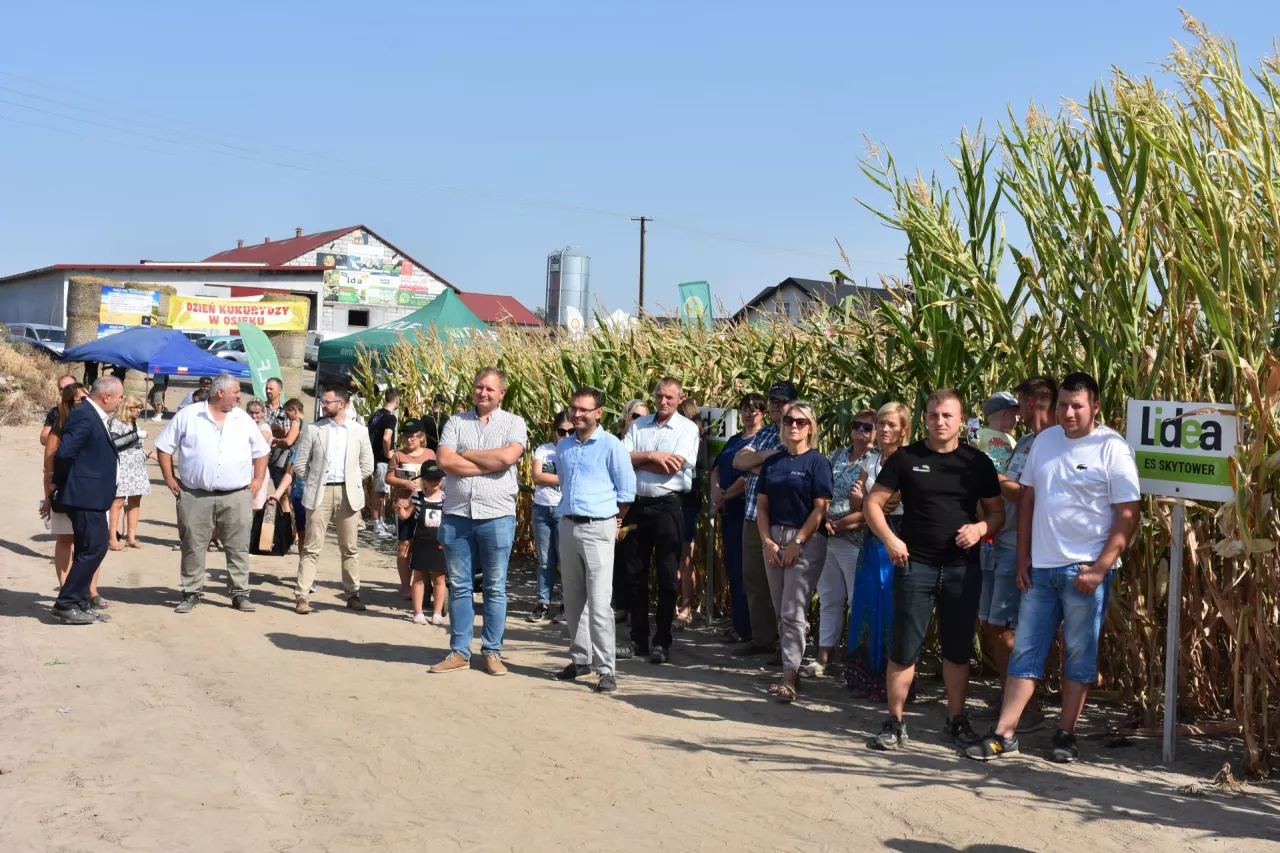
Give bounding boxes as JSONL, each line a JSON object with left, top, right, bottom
{"left": 846, "top": 401, "right": 910, "bottom": 701}
{"left": 710, "top": 392, "right": 767, "bottom": 644}
{"left": 528, "top": 411, "right": 574, "bottom": 623}
{"left": 807, "top": 408, "right": 879, "bottom": 677}
{"left": 617, "top": 399, "right": 649, "bottom": 438}
{"left": 755, "top": 400, "right": 832, "bottom": 703}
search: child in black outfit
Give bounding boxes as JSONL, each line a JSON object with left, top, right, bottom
{"left": 409, "top": 461, "right": 447, "bottom": 626}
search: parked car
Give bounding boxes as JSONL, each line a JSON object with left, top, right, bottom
{"left": 212, "top": 337, "right": 248, "bottom": 364}
{"left": 304, "top": 330, "right": 335, "bottom": 368}
{"left": 194, "top": 334, "right": 234, "bottom": 351}
{"left": 6, "top": 323, "right": 66, "bottom": 355}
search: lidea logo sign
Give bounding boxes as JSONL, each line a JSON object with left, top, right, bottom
{"left": 1124, "top": 400, "right": 1237, "bottom": 502}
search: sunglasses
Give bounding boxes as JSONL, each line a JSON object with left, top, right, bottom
{"left": 852, "top": 420, "right": 875, "bottom": 432}
{"left": 782, "top": 416, "right": 811, "bottom": 429}
{"left": 556, "top": 428, "right": 574, "bottom": 437}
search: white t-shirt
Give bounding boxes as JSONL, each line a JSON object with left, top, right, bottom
{"left": 532, "top": 442, "right": 561, "bottom": 507}
{"left": 1020, "top": 425, "right": 1140, "bottom": 568}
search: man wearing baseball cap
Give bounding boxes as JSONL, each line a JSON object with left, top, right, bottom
{"left": 730, "top": 379, "right": 797, "bottom": 658}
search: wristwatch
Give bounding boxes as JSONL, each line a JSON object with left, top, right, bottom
{"left": 794, "top": 536, "right": 806, "bottom": 546}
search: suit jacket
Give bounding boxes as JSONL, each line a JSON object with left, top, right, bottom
{"left": 54, "top": 402, "right": 118, "bottom": 512}
{"left": 292, "top": 417, "right": 375, "bottom": 512}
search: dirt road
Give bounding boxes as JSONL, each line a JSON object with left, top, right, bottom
{"left": 0, "top": 425, "right": 1274, "bottom": 852}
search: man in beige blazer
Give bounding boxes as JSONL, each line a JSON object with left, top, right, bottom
{"left": 292, "top": 384, "right": 376, "bottom": 614}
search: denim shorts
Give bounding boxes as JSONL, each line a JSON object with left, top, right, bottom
{"left": 979, "top": 544, "right": 1020, "bottom": 629}
{"left": 1007, "top": 563, "right": 1114, "bottom": 684}
{"left": 890, "top": 557, "right": 982, "bottom": 667}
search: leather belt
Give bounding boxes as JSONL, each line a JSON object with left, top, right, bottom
{"left": 566, "top": 514, "right": 615, "bottom": 523}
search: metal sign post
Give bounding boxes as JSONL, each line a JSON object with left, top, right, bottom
{"left": 1162, "top": 501, "right": 1186, "bottom": 763}
{"left": 1124, "top": 399, "right": 1236, "bottom": 765}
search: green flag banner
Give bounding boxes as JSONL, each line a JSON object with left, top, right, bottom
{"left": 678, "top": 281, "right": 712, "bottom": 329}
{"left": 236, "top": 322, "right": 281, "bottom": 399}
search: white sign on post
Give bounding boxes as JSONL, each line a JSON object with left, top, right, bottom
{"left": 1124, "top": 399, "right": 1236, "bottom": 764}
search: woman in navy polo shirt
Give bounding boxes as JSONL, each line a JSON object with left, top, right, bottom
{"left": 755, "top": 399, "right": 833, "bottom": 703}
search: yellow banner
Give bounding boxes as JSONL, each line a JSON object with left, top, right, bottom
{"left": 167, "top": 297, "right": 308, "bottom": 331}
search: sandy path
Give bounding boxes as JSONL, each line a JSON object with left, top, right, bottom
{"left": 0, "top": 425, "right": 1275, "bottom": 853}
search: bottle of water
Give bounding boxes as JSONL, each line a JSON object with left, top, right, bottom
{"left": 40, "top": 500, "right": 50, "bottom": 531}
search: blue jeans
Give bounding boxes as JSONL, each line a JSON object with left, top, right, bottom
{"left": 720, "top": 510, "right": 750, "bottom": 639}
{"left": 979, "top": 543, "right": 1021, "bottom": 628}
{"left": 1007, "top": 563, "right": 1114, "bottom": 684}
{"left": 440, "top": 514, "right": 517, "bottom": 659}
{"left": 532, "top": 503, "right": 562, "bottom": 605}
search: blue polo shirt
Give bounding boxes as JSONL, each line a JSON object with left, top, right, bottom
{"left": 555, "top": 426, "right": 637, "bottom": 519}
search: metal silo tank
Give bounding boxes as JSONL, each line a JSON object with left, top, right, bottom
{"left": 547, "top": 246, "right": 590, "bottom": 336}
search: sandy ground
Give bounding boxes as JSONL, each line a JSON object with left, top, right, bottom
{"left": 0, "top": 424, "right": 1276, "bottom": 853}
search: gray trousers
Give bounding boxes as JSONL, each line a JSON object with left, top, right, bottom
{"left": 742, "top": 520, "right": 778, "bottom": 648}
{"left": 558, "top": 517, "right": 617, "bottom": 675}
{"left": 765, "top": 525, "right": 828, "bottom": 673}
{"left": 176, "top": 486, "right": 252, "bottom": 596}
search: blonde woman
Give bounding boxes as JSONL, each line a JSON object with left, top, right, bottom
{"left": 617, "top": 399, "right": 649, "bottom": 438}
{"left": 846, "top": 401, "right": 909, "bottom": 700}
{"left": 108, "top": 395, "right": 151, "bottom": 550}
{"left": 755, "top": 400, "right": 832, "bottom": 703}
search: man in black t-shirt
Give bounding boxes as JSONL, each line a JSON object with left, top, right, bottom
{"left": 368, "top": 388, "right": 400, "bottom": 539}
{"left": 864, "top": 388, "right": 1004, "bottom": 751}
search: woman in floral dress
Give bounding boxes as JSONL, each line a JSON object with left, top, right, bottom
{"left": 108, "top": 395, "right": 151, "bottom": 551}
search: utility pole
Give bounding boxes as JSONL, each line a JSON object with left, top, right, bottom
{"left": 631, "top": 216, "right": 651, "bottom": 316}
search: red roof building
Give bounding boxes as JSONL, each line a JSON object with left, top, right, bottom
{"left": 457, "top": 293, "right": 542, "bottom": 326}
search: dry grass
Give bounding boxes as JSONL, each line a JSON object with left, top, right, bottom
{"left": 0, "top": 341, "right": 64, "bottom": 425}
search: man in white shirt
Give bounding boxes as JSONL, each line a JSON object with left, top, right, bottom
{"left": 157, "top": 373, "right": 270, "bottom": 614}
{"left": 291, "top": 383, "right": 376, "bottom": 614}
{"left": 966, "top": 372, "right": 1140, "bottom": 765}
{"left": 619, "top": 376, "right": 699, "bottom": 664}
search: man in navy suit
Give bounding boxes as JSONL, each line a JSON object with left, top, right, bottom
{"left": 52, "top": 376, "right": 124, "bottom": 625}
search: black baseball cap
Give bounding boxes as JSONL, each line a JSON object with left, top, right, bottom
{"left": 198, "top": 376, "right": 212, "bottom": 387}
{"left": 767, "top": 380, "right": 797, "bottom": 402}
{"left": 401, "top": 418, "right": 427, "bottom": 434}
{"left": 420, "top": 460, "right": 444, "bottom": 479}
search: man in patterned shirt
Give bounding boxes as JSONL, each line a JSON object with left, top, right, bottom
{"left": 429, "top": 366, "right": 529, "bottom": 677}
{"left": 730, "top": 380, "right": 797, "bottom": 657}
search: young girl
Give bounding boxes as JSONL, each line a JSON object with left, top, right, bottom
{"left": 384, "top": 418, "right": 436, "bottom": 600}
{"left": 409, "top": 461, "right": 448, "bottom": 626}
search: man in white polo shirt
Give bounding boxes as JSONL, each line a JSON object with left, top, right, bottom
{"left": 156, "top": 373, "right": 270, "bottom": 614}
{"left": 620, "top": 376, "right": 699, "bottom": 664}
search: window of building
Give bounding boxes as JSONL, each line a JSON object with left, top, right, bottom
{"left": 348, "top": 309, "right": 370, "bottom": 327}
{"left": 781, "top": 301, "right": 792, "bottom": 318}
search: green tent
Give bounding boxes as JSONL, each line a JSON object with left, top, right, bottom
{"left": 316, "top": 289, "right": 489, "bottom": 366}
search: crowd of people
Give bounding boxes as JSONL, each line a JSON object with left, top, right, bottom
{"left": 37, "top": 362, "right": 1142, "bottom": 763}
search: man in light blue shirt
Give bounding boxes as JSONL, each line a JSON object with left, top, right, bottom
{"left": 553, "top": 386, "right": 636, "bottom": 693}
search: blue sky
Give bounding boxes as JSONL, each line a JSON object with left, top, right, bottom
{"left": 1, "top": 2, "right": 1275, "bottom": 316}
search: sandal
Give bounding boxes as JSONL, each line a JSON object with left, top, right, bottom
{"left": 127, "top": 540, "right": 144, "bottom": 549}
{"left": 719, "top": 630, "right": 747, "bottom": 644}
{"left": 776, "top": 683, "right": 797, "bottom": 704}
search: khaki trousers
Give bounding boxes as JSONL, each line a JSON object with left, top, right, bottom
{"left": 176, "top": 487, "right": 252, "bottom": 596}
{"left": 296, "top": 484, "right": 361, "bottom": 600}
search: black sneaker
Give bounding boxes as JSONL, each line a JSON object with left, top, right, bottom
{"left": 527, "top": 603, "right": 550, "bottom": 623}
{"left": 346, "top": 595, "right": 367, "bottom": 612}
{"left": 648, "top": 646, "right": 669, "bottom": 664}
{"left": 964, "top": 729, "right": 1020, "bottom": 761}
{"left": 550, "top": 604, "right": 566, "bottom": 624}
{"left": 174, "top": 593, "right": 200, "bottom": 614}
{"left": 946, "top": 714, "right": 983, "bottom": 747}
{"left": 555, "top": 663, "right": 590, "bottom": 681}
{"left": 595, "top": 673, "right": 618, "bottom": 693}
{"left": 52, "top": 606, "right": 96, "bottom": 625}
{"left": 874, "top": 718, "right": 908, "bottom": 750}
{"left": 616, "top": 642, "right": 647, "bottom": 660}
{"left": 1049, "top": 728, "right": 1079, "bottom": 763}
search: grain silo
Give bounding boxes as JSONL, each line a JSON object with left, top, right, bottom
{"left": 545, "top": 247, "right": 590, "bottom": 337}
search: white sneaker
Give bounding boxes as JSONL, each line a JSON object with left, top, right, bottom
{"left": 375, "top": 523, "right": 395, "bottom": 540}
{"left": 430, "top": 614, "right": 445, "bottom": 626}
{"left": 151, "top": 414, "right": 163, "bottom": 422}
{"left": 411, "top": 613, "right": 427, "bottom": 625}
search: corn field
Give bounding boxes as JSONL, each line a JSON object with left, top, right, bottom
{"left": 354, "top": 16, "right": 1279, "bottom": 774}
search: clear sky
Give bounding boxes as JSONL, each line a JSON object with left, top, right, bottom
{"left": 1, "top": 2, "right": 1275, "bottom": 316}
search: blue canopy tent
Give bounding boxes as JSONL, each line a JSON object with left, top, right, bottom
{"left": 61, "top": 327, "right": 250, "bottom": 378}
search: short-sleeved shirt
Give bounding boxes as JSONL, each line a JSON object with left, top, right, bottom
{"left": 369, "top": 408, "right": 397, "bottom": 464}
{"left": 44, "top": 406, "right": 58, "bottom": 428}
{"left": 532, "top": 443, "right": 561, "bottom": 507}
{"left": 743, "top": 423, "right": 782, "bottom": 521}
{"left": 994, "top": 432, "right": 1038, "bottom": 550}
{"left": 439, "top": 407, "right": 528, "bottom": 519}
{"left": 1020, "top": 425, "right": 1140, "bottom": 568}
{"left": 623, "top": 412, "right": 700, "bottom": 498}
{"left": 390, "top": 447, "right": 436, "bottom": 505}
{"left": 874, "top": 440, "right": 1001, "bottom": 565}
{"left": 715, "top": 431, "right": 752, "bottom": 517}
{"left": 757, "top": 449, "right": 833, "bottom": 529}
{"left": 828, "top": 446, "right": 869, "bottom": 545}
